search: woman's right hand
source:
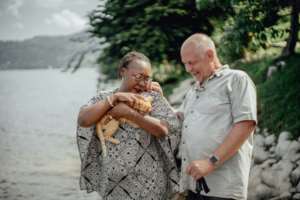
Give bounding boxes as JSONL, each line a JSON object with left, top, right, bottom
{"left": 111, "top": 92, "right": 145, "bottom": 107}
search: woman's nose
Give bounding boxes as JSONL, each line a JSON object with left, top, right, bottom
{"left": 140, "top": 79, "right": 150, "bottom": 86}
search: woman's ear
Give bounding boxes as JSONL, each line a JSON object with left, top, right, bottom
{"left": 119, "top": 67, "right": 126, "bottom": 78}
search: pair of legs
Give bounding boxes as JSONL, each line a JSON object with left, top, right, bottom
{"left": 187, "top": 191, "right": 235, "bottom": 200}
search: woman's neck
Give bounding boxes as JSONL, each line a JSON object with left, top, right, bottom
{"left": 118, "top": 84, "right": 130, "bottom": 92}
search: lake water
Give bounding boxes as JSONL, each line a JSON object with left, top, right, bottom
{"left": 0, "top": 68, "right": 117, "bottom": 200}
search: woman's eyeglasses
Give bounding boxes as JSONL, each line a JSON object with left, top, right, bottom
{"left": 131, "top": 73, "right": 152, "bottom": 83}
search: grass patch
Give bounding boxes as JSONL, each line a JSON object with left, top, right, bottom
{"left": 233, "top": 53, "right": 300, "bottom": 138}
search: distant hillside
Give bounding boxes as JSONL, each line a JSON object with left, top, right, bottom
{"left": 0, "top": 31, "right": 100, "bottom": 70}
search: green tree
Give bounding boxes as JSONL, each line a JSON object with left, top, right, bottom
{"left": 88, "top": 0, "right": 215, "bottom": 79}
{"left": 205, "top": 0, "right": 300, "bottom": 62}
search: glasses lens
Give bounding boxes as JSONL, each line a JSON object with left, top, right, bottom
{"left": 133, "top": 73, "right": 151, "bottom": 83}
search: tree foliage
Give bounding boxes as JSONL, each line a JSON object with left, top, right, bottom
{"left": 89, "top": 0, "right": 218, "bottom": 79}
{"left": 88, "top": 0, "right": 299, "bottom": 77}
{"left": 204, "top": 0, "right": 299, "bottom": 62}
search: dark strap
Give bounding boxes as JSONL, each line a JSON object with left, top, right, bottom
{"left": 196, "top": 177, "right": 210, "bottom": 194}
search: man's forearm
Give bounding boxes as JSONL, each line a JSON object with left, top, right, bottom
{"left": 213, "top": 120, "right": 256, "bottom": 166}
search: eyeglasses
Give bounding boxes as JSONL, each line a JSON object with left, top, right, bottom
{"left": 131, "top": 73, "right": 152, "bottom": 83}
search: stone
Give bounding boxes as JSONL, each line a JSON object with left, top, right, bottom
{"left": 284, "top": 140, "right": 300, "bottom": 161}
{"left": 256, "top": 184, "right": 276, "bottom": 200}
{"left": 269, "top": 192, "right": 291, "bottom": 200}
{"left": 261, "top": 169, "right": 277, "bottom": 188}
{"left": 265, "top": 134, "right": 276, "bottom": 147}
{"left": 261, "top": 159, "right": 277, "bottom": 169}
{"left": 254, "top": 134, "right": 265, "bottom": 147}
{"left": 248, "top": 130, "right": 298, "bottom": 200}
{"left": 291, "top": 166, "right": 300, "bottom": 185}
{"left": 297, "top": 181, "right": 300, "bottom": 192}
{"left": 269, "top": 146, "right": 276, "bottom": 153}
{"left": 255, "top": 127, "right": 261, "bottom": 134}
{"left": 294, "top": 193, "right": 300, "bottom": 200}
{"left": 261, "top": 160, "right": 293, "bottom": 194}
{"left": 275, "top": 132, "right": 292, "bottom": 158}
{"left": 291, "top": 153, "right": 300, "bottom": 163}
{"left": 263, "top": 130, "right": 270, "bottom": 137}
{"left": 278, "top": 131, "right": 291, "bottom": 142}
{"left": 276, "top": 60, "right": 286, "bottom": 69}
{"left": 253, "top": 145, "right": 269, "bottom": 164}
{"left": 290, "top": 188, "right": 297, "bottom": 193}
{"left": 267, "top": 66, "right": 277, "bottom": 78}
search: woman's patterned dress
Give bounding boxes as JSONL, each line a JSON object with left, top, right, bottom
{"left": 76, "top": 90, "right": 181, "bottom": 200}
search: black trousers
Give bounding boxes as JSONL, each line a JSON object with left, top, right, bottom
{"left": 187, "top": 190, "right": 235, "bottom": 200}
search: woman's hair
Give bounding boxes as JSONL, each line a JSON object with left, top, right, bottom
{"left": 118, "top": 51, "right": 151, "bottom": 77}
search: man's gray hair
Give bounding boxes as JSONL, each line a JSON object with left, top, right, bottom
{"left": 182, "top": 33, "right": 216, "bottom": 55}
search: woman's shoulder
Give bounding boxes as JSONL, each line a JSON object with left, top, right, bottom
{"left": 96, "top": 88, "right": 117, "bottom": 98}
{"left": 83, "top": 89, "right": 116, "bottom": 106}
{"left": 140, "top": 90, "right": 162, "bottom": 100}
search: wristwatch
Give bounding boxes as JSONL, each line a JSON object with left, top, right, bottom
{"left": 208, "top": 154, "right": 220, "bottom": 167}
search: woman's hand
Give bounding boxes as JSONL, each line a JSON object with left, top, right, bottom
{"left": 147, "top": 81, "right": 163, "bottom": 95}
{"left": 108, "top": 102, "right": 168, "bottom": 137}
{"left": 111, "top": 92, "right": 145, "bottom": 107}
{"left": 107, "top": 103, "right": 133, "bottom": 120}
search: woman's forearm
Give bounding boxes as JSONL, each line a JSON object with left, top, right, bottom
{"left": 77, "top": 98, "right": 112, "bottom": 127}
{"left": 125, "top": 109, "right": 169, "bottom": 138}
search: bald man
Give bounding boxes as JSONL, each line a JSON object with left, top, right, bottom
{"left": 178, "top": 33, "right": 257, "bottom": 200}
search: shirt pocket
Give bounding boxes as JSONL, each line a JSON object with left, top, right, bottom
{"left": 196, "top": 94, "right": 230, "bottom": 115}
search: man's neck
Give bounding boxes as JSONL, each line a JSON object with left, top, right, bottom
{"left": 199, "top": 61, "right": 223, "bottom": 86}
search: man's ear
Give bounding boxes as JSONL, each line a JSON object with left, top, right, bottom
{"left": 206, "top": 49, "right": 214, "bottom": 61}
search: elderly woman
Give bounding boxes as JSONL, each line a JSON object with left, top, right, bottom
{"left": 76, "top": 51, "right": 181, "bottom": 200}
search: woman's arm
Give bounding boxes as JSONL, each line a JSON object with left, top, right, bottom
{"left": 77, "top": 92, "right": 145, "bottom": 127}
{"left": 108, "top": 103, "right": 169, "bottom": 138}
{"left": 77, "top": 98, "right": 112, "bottom": 127}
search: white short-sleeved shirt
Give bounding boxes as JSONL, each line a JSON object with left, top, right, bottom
{"left": 179, "top": 65, "right": 257, "bottom": 200}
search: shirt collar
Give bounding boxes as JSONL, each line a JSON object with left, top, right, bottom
{"left": 194, "top": 64, "right": 229, "bottom": 90}
{"left": 209, "top": 64, "right": 229, "bottom": 80}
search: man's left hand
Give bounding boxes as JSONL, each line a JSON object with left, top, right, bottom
{"left": 186, "top": 159, "right": 215, "bottom": 180}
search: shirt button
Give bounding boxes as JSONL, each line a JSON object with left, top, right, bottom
{"left": 183, "top": 158, "right": 186, "bottom": 161}
{"left": 196, "top": 96, "right": 199, "bottom": 99}
{"left": 190, "top": 110, "right": 194, "bottom": 114}
{"left": 184, "top": 125, "right": 188, "bottom": 128}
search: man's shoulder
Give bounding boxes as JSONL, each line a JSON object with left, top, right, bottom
{"left": 224, "top": 68, "right": 256, "bottom": 91}
{"left": 225, "top": 67, "right": 249, "bottom": 77}
{"left": 224, "top": 67, "right": 252, "bottom": 82}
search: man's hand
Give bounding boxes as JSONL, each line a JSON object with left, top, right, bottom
{"left": 186, "top": 159, "right": 215, "bottom": 181}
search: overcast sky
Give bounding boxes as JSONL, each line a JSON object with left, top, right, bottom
{"left": 0, "top": 0, "right": 101, "bottom": 41}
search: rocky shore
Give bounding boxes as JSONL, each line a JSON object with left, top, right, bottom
{"left": 249, "top": 129, "right": 300, "bottom": 200}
